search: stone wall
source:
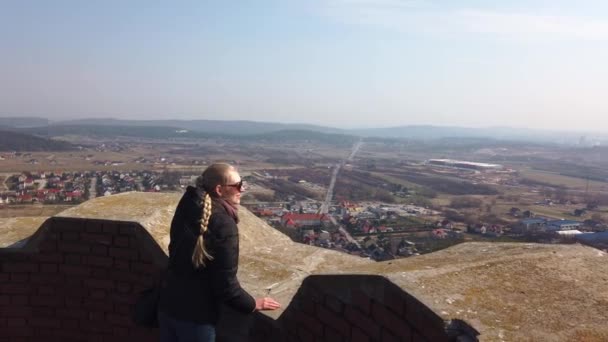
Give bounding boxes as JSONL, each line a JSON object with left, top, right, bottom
{"left": 0, "top": 217, "right": 477, "bottom": 342}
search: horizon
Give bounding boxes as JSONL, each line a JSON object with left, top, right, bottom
{"left": 2, "top": 1, "right": 608, "bottom": 131}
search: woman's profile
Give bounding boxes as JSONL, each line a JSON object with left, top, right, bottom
{"left": 158, "top": 163, "right": 280, "bottom": 341}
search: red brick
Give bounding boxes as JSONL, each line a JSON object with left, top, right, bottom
{"left": 114, "top": 259, "right": 130, "bottom": 270}
{"left": 381, "top": 329, "right": 400, "bottom": 342}
{"left": 384, "top": 286, "right": 405, "bottom": 316}
{"left": 301, "top": 298, "right": 316, "bottom": 315}
{"left": 6, "top": 318, "right": 26, "bottom": 327}
{"left": 112, "top": 326, "right": 130, "bottom": 336}
{"left": 345, "top": 306, "right": 381, "bottom": 339}
{"left": 3, "top": 262, "right": 38, "bottom": 273}
{"left": 303, "top": 284, "right": 324, "bottom": 303}
{"left": 119, "top": 224, "right": 135, "bottom": 235}
{"left": 65, "top": 297, "right": 83, "bottom": 308}
{"left": 412, "top": 331, "right": 429, "bottom": 342}
{"left": 102, "top": 224, "right": 119, "bottom": 235}
{"left": 295, "top": 311, "right": 323, "bottom": 336}
{"left": 3, "top": 327, "right": 34, "bottom": 337}
{"left": 85, "top": 255, "right": 114, "bottom": 268}
{"left": 62, "top": 232, "right": 79, "bottom": 241}
{"left": 114, "top": 304, "right": 131, "bottom": 315}
{"left": 31, "top": 307, "right": 54, "bottom": 316}
{"left": 30, "top": 317, "right": 60, "bottom": 328}
{"left": 38, "top": 286, "right": 55, "bottom": 295}
{"left": 64, "top": 254, "right": 82, "bottom": 265}
{"left": 80, "top": 320, "right": 111, "bottom": 334}
{"left": 113, "top": 236, "right": 130, "bottom": 247}
{"left": 10, "top": 273, "right": 29, "bottom": 282}
{"left": 90, "top": 289, "right": 107, "bottom": 299}
{"left": 109, "top": 270, "right": 139, "bottom": 283}
{"left": 298, "top": 327, "right": 315, "bottom": 342}
{"left": 106, "top": 313, "right": 131, "bottom": 327}
{"left": 86, "top": 221, "right": 104, "bottom": 233}
{"left": 84, "top": 278, "right": 114, "bottom": 290}
{"left": 317, "top": 305, "right": 350, "bottom": 337}
{"left": 352, "top": 289, "right": 371, "bottom": 315}
{"left": 57, "top": 242, "right": 90, "bottom": 254}
{"left": 372, "top": 302, "right": 411, "bottom": 339}
{"left": 31, "top": 295, "right": 62, "bottom": 307}
{"left": 37, "top": 253, "right": 63, "bottom": 263}
{"left": 10, "top": 295, "right": 28, "bottom": 305}
{"left": 38, "top": 240, "right": 57, "bottom": 252}
{"left": 56, "top": 308, "right": 86, "bottom": 319}
{"left": 57, "top": 281, "right": 86, "bottom": 294}
{"left": 109, "top": 247, "right": 138, "bottom": 260}
{"left": 116, "top": 282, "right": 131, "bottom": 294}
{"left": 325, "top": 294, "right": 344, "bottom": 313}
{"left": 108, "top": 293, "right": 135, "bottom": 305}
{"left": 54, "top": 219, "right": 85, "bottom": 232}
{"left": 91, "top": 245, "right": 108, "bottom": 256}
{"left": 351, "top": 327, "right": 370, "bottom": 342}
{"left": 30, "top": 273, "right": 63, "bottom": 285}
{"left": 59, "top": 264, "right": 91, "bottom": 276}
{"left": 404, "top": 296, "right": 448, "bottom": 342}
{"left": 40, "top": 263, "right": 58, "bottom": 273}
{"left": 324, "top": 327, "right": 345, "bottom": 342}
{"left": 88, "top": 311, "right": 105, "bottom": 321}
{"left": 83, "top": 299, "right": 114, "bottom": 312}
{"left": 81, "top": 233, "right": 112, "bottom": 245}
{"left": 0, "top": 306, "right": 31, "bottom": 317}
{"left": 0, "top": 284, "right": 32, "bottom": 294}
{"left": 92, "top": 269, "right": 109, "bottom": 278}
{"left": 131, "top": 262, "right": 158, "bottom": 275}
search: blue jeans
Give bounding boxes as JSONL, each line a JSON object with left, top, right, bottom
{"left": 158, "top": 310, "right": 216, "bottom": 342}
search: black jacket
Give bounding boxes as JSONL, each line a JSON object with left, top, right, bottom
{"left": 158, "top": 186, "right": 256, "bottom": 324}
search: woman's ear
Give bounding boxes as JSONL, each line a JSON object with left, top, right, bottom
{"left": 214, "top": 184, "right": 223, "bottom": 197}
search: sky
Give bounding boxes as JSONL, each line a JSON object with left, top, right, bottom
{"left": 1, "top": 0, "right": 608, "bottom": 131}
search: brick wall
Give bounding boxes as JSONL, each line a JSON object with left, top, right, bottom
{"left": 0, "top": 217, "right": 166, "bottom": 342}
{"left": 250, "top": 275, "right": 479, "bottom": 342}
{"left": 0, "top": 217, "right": 478, "bottom": 342}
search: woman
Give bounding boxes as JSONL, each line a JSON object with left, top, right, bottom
{"left": 158, "top": 163, "right": 281, "bottom": 341}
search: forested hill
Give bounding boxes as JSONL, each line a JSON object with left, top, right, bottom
{"left": 0, "top": 130, "right": 74, "bottom": 151}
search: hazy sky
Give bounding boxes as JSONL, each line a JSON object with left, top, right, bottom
{"left": 2, "top": 1, "right": 608, "bottom": 130}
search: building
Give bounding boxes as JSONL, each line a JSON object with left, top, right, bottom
{"left": 546, "top": 220, "right": 583, "bottom": 231}
{"left": 281, "top": 213, "right": 329, "bottom": 227}
{"left": 427, "top": 159, "right": 503, "bottom": 171}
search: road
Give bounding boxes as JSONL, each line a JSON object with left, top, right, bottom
{"left": 319, "top": 140, "right": 364, "bottom": 248}
{"left": 89, "top": 177, "right": 97, "bottom": 199}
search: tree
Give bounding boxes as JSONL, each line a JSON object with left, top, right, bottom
{"left": 573, "top": 208, "right": 586, "bottom": 217}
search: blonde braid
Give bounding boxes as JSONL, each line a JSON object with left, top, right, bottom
{"left": 192, "top": 192, "right": 214, "bottom": 268}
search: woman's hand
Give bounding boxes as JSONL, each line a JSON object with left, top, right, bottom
{"left": 255, "top": 297, "right": 281, "bottom": 311}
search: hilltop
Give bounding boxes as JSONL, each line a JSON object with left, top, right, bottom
{"left": 0, "top": 130, "right": 74, "bottom": 151}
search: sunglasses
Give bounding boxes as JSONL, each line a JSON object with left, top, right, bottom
{"left": 224, "top": 180, "right": 245, "bottom": 192}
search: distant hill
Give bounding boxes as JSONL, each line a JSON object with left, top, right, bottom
{"left": 11, "top": 117, "right": 606, "bottom": 145}
{"left": 21, "top": 124, "right": 359, "bottom": 146}
{"left": 0, "top": 130, "right": 74, "bottom": 151}
{"left": 0, "top": 117, "right": 49, "bottom": 128}
{"left": 54, "top": 118, "right": 345, "bottom": 135}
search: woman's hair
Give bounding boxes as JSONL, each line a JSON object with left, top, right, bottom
{"left": 192, "top": 163, "right": 234, "bottom": 268}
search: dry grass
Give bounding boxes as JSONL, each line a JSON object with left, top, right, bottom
{"left": 0, "top": 204, "right": 73, "bottom": 218}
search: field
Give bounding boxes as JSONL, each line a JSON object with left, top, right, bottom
{"left": 0, "top": 204, "right": 74, "bottom": 218}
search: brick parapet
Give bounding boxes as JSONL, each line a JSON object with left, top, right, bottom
{"left": 1, "top": 217, "right": 478, "bottom": 341}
